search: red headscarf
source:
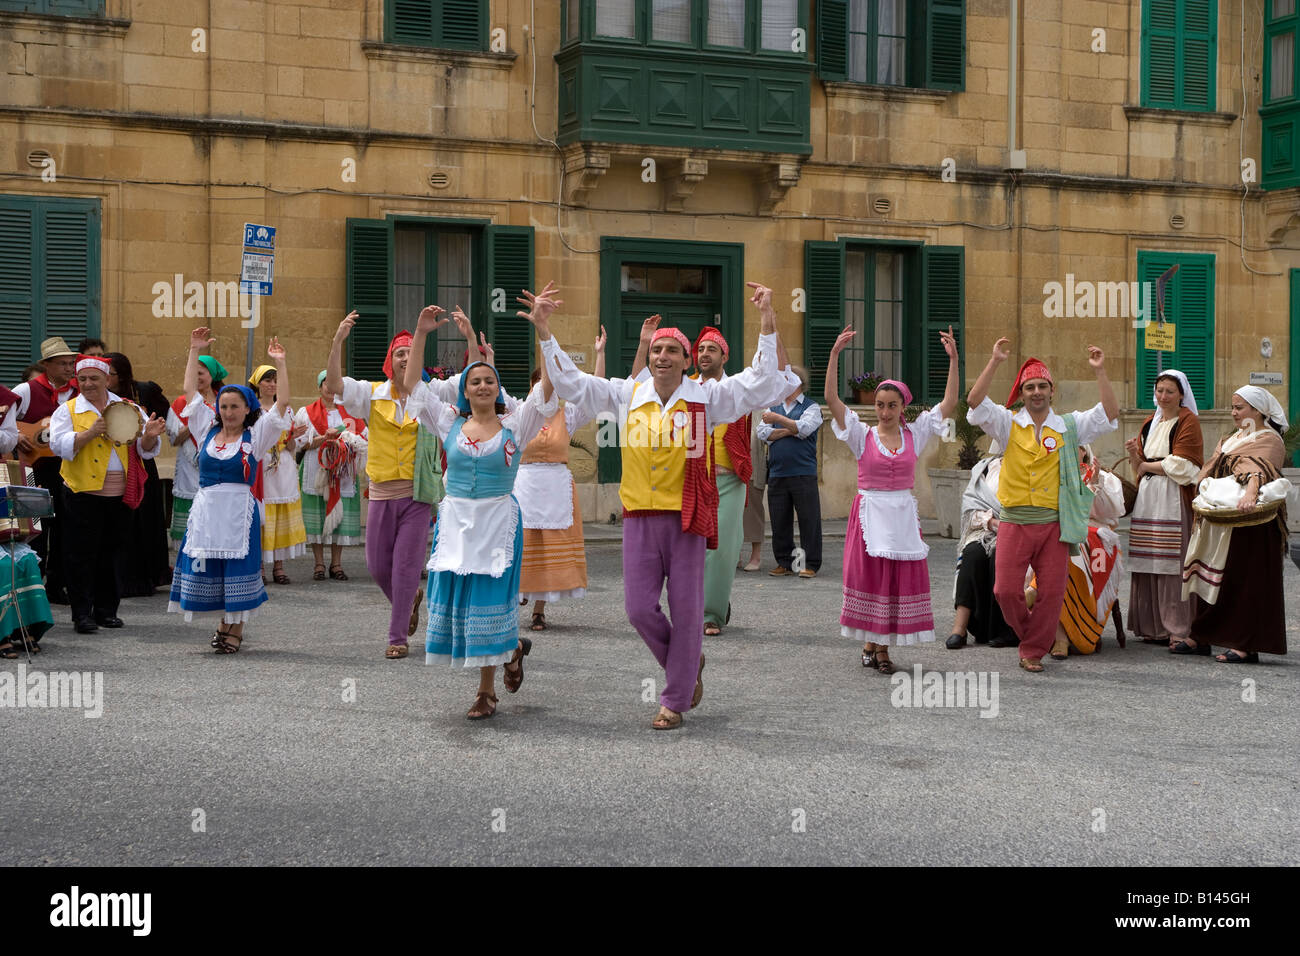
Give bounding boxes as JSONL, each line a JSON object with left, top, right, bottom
{"left": 651, "top": 327, "right": 692, "bottom": 358}
{"left": 382, "top": 331, "right": 414, "bottom": 381}
{"left": 692, "top": 327, "right": 728, "bottom": 366}
{"left": 1007, "top": 358, "right": 1053, "bottom": 407}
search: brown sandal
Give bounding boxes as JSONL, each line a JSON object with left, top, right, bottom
{"left": 408, "top": 589, "right": 423, "bottom": 637}
{"left": 467, "top": 691, "right": 498, "bottom": 720}
{"left": 502, "top": 637, "right": 532, "bottom": 694}
{"left": 214, "top": 632, "right": 243, "bottom": 654}
{"left": 703, "top": 622, "right": 721, "bottom": 636}
{"left": 329, "top": 565, "right": 348, "bottom": 581}
{"left": 1019, "top": 657, "right": 1045, "bottom": 672}
{"left": 875, "top": 652, "right": 894, "bottom": 675}
{"left": 530, "top": 612, "right": 546, "bottom": 631}
{"left": 386, "top": 643, "right": 409, "bottom": 660}
{"left": 313, "top": 564, "right": 326, "bottom": 581}
{"left": 272, "top": 570, "right": 290, "bottom": 585}
{"left": 0, "top": 639, "right": 19, "bottom": 660}
{"left": 652, "top": 707, "right": 683, "bottom": 730}
{"left": 691, "top": 654, "right": 705, "bottom": 709}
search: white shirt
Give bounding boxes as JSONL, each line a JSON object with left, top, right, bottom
{"left": 967, "top": 396, "right": 1118, "bottom": 449}
{"left": 11, "top": 379, "right": 77, "bottom": 420}
{"left": 0, "top": 402, "right": 17, "bottom": 456}
{"left": 757, "top": 392, "right": 823, "bottom": 442}
{"left": 49, "top": 392, "right": 161, "bottom": 470}
{"left": 540, "top": 333, "right": 794, "bottom": 432}
{"left": 185, "top": 393, "right": 292, "bottom": 462}
{"left": 340, "top": 373, "right": 521, "bottom": 424}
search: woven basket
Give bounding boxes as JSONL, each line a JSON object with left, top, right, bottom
{"left": 1108, "top": 457, "right": 1139, "bottom": 516}
{"left": 1192, "top": 497, "right": 1283, "bottom": 528}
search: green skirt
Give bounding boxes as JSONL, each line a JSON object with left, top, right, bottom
{"left": 301, "top": 490, "right": 363, "bottom": 546}
{"left": 169, "top": 494, "right": 192, "bottom": 541}
{"left": 1, "top": 545, "right": 54, "bottom": 642}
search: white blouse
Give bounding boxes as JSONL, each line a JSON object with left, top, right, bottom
{"left": 832, "top": 406, "right": 948, "bottom": 463}
{"left": 185, "top": 393, "right": 292, "bottom": 465}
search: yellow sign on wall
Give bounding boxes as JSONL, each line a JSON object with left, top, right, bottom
{"left": 1144, "top": 323, "right": 1176, "bottom": 351}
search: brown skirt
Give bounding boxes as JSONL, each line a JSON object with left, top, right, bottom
{"left": 1189, "top": 521, "right": 1287, "bottom": 655}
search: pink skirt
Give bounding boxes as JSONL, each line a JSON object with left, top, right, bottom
{"left": 840, "top": 504, "right": 935, "bottom": 646}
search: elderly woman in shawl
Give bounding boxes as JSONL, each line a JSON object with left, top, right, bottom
{"left": 1125, "top": 370, "right": 1204, "bottom": 652}
{"left": 1181, "top": 386, "right": 1291, "bottom": 663}
{"left": 946, "top": 445, "right": 1018, "bottom": 648}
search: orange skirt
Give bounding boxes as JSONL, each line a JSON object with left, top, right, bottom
{"left": 519, "top": 482, "right": 587, "bottom": 600}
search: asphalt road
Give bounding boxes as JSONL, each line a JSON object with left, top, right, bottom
{"left": 3, "top": 528, "right": 1296, "bottom": 866}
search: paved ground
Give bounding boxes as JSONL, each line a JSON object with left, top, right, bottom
{"left": 3, "top": 525, "right": 1297, "bottom": 866}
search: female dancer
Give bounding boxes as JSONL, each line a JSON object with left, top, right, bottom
{"left": 514, "top": 326, "right": 605, "bottom": 630}
{"left": 168, "top": 328, "right": 294, "bottom": 653}
{"left": 1125, "top": 371, "right": 1203, "bottom": 651}
{"left": 826, "top": 324, "right": 959, "bottom": 674}
{"left": 250, "top": 364, "right": 307, "bottom": 583}
{"left": 167, "top": 354, "right": 223, "bottom": 542}
{"left": 402, "top": 298, "right": 557, "bottom": 719}
{"left": 1182, "top": 386, "right": 1289, "bottom": 663}
{"left": 295, "top": 370, "right": 368, "bottom": 581}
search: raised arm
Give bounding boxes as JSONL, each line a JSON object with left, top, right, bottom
{"left": 594, "top": 324, "right": 607, "bottom": 379}
{"left": 824, "top": 326, "right": 854, "bottom": 430}
{"left": 523, "top": 282, "right": 632, "bottom": 416}
{"left": 183, "top": 327, "right": 215, "bottom": 402}
{"left": 747, "top": 282, "right": 788, "bottom": 369}
{"left": 517, "top": 285, "right": 563, "bottom": 404}
{"left": 630, "top": 314, "right": 661, "bottom": 379}
{"left": 967, "top": 336, "right": 1010, "bottom": 408}
{"left": 1087, "top": 344, "right": 1120, "bottom": 422}
{"left": 325, "top": 311, "right": 356, "bottom": 397}
{"left": 404, "top": 304, "right": 449, "bottom": 397}
{"left": 266, "top": 337, "right": 291, "bottom": 416}
{"left": 448, "top": 306, "right": 487, "bottom": 364}
{"left": 936, "top": 325, "right": 959, "bottom": 419}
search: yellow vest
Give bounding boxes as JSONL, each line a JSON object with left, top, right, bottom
{"left": 620, "top": 396, "right": 693, "bottom": 511}
{"left": 998, "top": 417, "right": 1065, "bottom": 510}
{"left": 60, "top": 399, "right": 131, "bottom": 493}
{"left": 366, "top": 385, "right": 420, "bottom": 483}
{"left": 712, "top": 422, "right": 734, "bottom": 472}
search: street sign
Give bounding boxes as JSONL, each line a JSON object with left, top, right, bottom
{"left": 1250, "top": 371, "right": 1283, "bottom": 385}
{"left": 1144, "top": 322, "right": 1175, "bottom": 352}
{"left": 240, "top": 223, "right": 275, "bottom": 295}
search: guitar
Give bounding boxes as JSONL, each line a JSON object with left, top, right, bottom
{"left": 16, "top": 418, "right": 54, "bottom": 467}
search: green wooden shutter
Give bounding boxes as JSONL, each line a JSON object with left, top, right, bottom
{"left": 345, "top": 218, "right": 393, "bottom": 381}
{"left": 1181, "top": 0, "right": 1216, "bottom": 111}
{"left": 816, "top": 0, "right": 848, "bottom": 82}
{"left": 485, "top": 225, "right": 535, "bottom": 398}
{"left": 804, "top": 239, "right": 844, "bottom": 399}
{"left": 390, "top": 0, "right": 435, "bottom": 45}
{"left": 441, "top": 0, "right": 486, "bottom": 49}
{"left": 920, "top": 245, "right": 963, "bottom": 405}
{"left": 1144, "top": 1, "right": 1178, "bottom": 107}
{"left": 924, "top": 0, "right": 965, "bottom": 91}
{"left": 0, "top": 203, "right": 35, "bottom": 385}
{"left": 47, "top": 0, "right": 105, "bottom": 15}
{"left": 43, "top": 205, "right": 99, "bottom": 351}
{"left": 1290, "top": 268, "right": 1300, "bottom": 463}
{"left": 1135, "top": 251, "right": 1215, "bottom": 410}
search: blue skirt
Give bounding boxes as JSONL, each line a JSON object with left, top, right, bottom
{"left": 424, "top": 504, "right": 523, "bottom": 668}
{"left": 168, "top": 507, "right": 268, "bottom": 623}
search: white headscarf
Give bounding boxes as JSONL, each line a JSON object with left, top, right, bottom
{"left": 1152, "top": 369, "right": 1198, "bottom": 419}
{"left": 1234, "top": 385, "right": 1288, "bottom": 431}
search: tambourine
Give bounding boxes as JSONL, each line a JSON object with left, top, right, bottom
{"left": 103, "top": 401, "right": 143, "bottom": 444}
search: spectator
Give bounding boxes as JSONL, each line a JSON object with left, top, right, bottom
{"left": 759, "top": 365, "right": 823, "bottom": 578}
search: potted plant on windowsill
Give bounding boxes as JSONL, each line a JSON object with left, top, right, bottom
{"left": 927, "top": 400, "right": 986, "bottom": 538}
{"left": 848, "top": 371, "right": 886, "bottom": 405}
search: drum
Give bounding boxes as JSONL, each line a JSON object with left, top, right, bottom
{"left": 103, "top": 401, "right": 143, "bottom": 445}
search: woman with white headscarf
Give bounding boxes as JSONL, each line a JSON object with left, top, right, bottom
{"left": 1124, "top": 371, "right": 1203, "bottom": 652}
{"left": 1181, "top": 386, "right": 1289, "bottom": 663}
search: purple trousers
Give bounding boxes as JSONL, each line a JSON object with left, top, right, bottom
{"left": 365, "top": 496, "right": 433, "bottom": 646}
{"left": 623, "top": 513, "right": 706, "bottom": 713}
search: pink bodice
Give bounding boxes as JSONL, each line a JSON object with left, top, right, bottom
{"left": 857, "top": 426, "right": 918, "bottom": 491}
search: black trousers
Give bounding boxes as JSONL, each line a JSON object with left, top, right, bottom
{"left": 953, "top": 541, "right": 1015, "bottom": 643}
{"left": 768, "top": 474, "right": 822, "bottom": 571}
{"left": 62, "top": 491, "right": 129, "bottom": 622}
{"left": 30, "top": 458, "right": 67, "bottom": 599}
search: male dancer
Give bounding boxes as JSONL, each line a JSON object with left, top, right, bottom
{"left": 523, "top": 281, "right": 794, "bottom": 728}
{"left": 966, "top": 338, "right": 1119, "bottom": 672}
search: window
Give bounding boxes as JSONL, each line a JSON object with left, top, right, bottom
{"left": 1135, "top": 251, "right": 1214, "bottom": 410}
{"left": 0, "top": 196, "right": 101, "bottom": 386}
{"left": 346, "top": 218, "right": 535, "bottom": 394}
{"left": 818, "top": 0, "right": 964, "bottom": 91}
{"left": 0, "top": 1, "right": 104, "bottom": 14}
{"left": 568, "top": 0, "right": 806, "bottom": 54}
{"left": 1141, "top": 0, "right": 1217, "bottom": 111}
{"left": 804, "top": 240, "right": 963, "bottom": 403}
{"left": 761, "top": 0, "right": 799, "bottom": 51}
{"left": 1263, "top": 0, "right": 1300, "bottom": 187}
{"left": 597, "top": 0, "right": 636, "bottom": 38}
{"left": 652, "top": 0, "right": 692, "bottom": 43}
{"left": 1267, "top": 0, "right": 1297, "bottom": 103}
{"left": 386, "top": 0, "right": 486, "bottom": 51}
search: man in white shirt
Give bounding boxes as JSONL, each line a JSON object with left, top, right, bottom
{"left": 758, "top": 365, "right": 824, "bottom": 578}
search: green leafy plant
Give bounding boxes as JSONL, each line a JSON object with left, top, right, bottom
{"left": 848, "top": 370, "right": 887, "bottom": 392}
{"left": 953, "top": 399, "right": 985, "bottom": 469}
{"left": 1283, "top": 420, "right": 1300, "bottom": 464}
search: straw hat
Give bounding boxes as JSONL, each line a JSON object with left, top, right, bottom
{"left": 39, "top": 336, "right": 76, "bottom": 360}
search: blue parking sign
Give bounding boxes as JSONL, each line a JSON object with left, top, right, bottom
{"left": 243, "top": 223, "right": 275, "bottom": 250}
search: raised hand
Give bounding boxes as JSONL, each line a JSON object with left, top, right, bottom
{"left": 1086, "top": 345, "right": 1105, "bottom": 369}
{"left": 480, "top": 332, "right": 495, "bottom": 369}
{"left": 991, "top": 337, "right": 1011, "bottom": 363}
{"left": 190, "top": 327, "right": 215, "bottom": 350}
{"left": 289, "top": 422, "right": 308, "bottom": 442}
{"left": 516, "top": 282, "right": 563, "bottom": 325}
{"left": 940, "top": 324, "right": 958, "bottom": 360}
{"left": 267, "top": 336, "right": 286, "bottom": 362}
{"left": 417, "top": 304, "right": 448, "bottom": 335}
{"left": 746, "top": 281, "right": 775, "bottom": 316}
{"left": 830, "top": 325, "right": 856, "bottom": 356}
{"left": 450, "top": 306, "right": 474, "bottom": 341}
{"left": 639, "top": 314, "right": 662, "bottom": 344}
{"left": 334, "top": 311, "right": 358, "bottom": 343}
{"left": 594, "top": 324, "right": 607, "bottom": 354}
{"left": 143, "top": 414, "right": 166, "bottom": 441}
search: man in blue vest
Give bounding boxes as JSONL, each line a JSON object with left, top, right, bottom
{"left": 759, "top": 366, "right": 823, "bottom": 578}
